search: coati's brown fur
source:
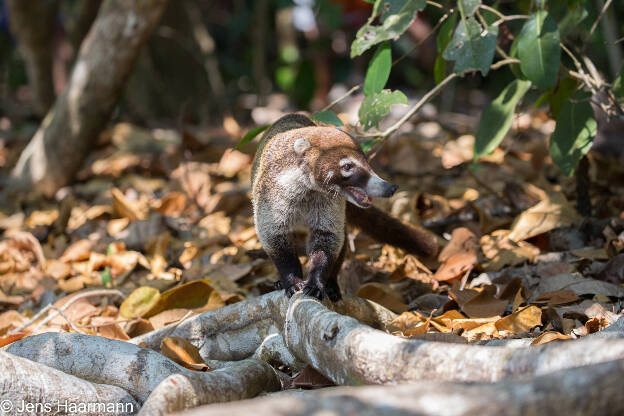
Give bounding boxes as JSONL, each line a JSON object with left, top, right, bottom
{"left": 251, "top": 113, "right": 438, "bottom": 300}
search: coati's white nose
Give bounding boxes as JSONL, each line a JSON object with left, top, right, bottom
{"left": 366, "top": 175, "right": 398, "bottom": 197}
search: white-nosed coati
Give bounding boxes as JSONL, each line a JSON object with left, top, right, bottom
{"left": 251, "top": 113, "right": 438, "bottom": 301}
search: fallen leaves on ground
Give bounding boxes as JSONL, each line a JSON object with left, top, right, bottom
{"left": 0, "top": 114, "right": 622, "bottom": 352}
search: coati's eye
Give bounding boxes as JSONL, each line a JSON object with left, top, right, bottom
{"left": 342, "top": 163, "right": 354, "bottom": 172}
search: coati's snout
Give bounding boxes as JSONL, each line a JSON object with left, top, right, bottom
{"left": 366, "top": 176, "right": 398, "bottom": 198}
{"left": 333, "top": 157, "right": 398, "bottom": 209}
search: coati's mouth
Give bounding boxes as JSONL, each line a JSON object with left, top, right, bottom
{"left": 345, "top": 187, "right": 372, "bottom": 208}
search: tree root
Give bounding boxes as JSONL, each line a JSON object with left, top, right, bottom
{"left": 4, "top": 291, "right": 624, "bottom": 415}
{"left": 0, "top": 350, "right": 138, "bottom": 415}
{"left": 175, "top": 358, "right": 624, "bottom": 416}
{"left": 138, "top": 359, "right": 281, "bottom": 416}
{"left": 129, "top": 291, "right": 396, "bottom": 362}
{"left": 283, "top": 294, "right": 624, "bottom": 384}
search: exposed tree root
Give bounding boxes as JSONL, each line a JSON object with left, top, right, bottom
{"left": 0, "top": 350, "right": 138, "bottom": 415}
{"left": 4, "top": 292, "right": 624, "bottom": 415}
{"left": 282, "top": 294, "right": 624, "bottom": 384}
{"left": 129, "top": 291, "right": 396, "bottom": 363}
{"left": 138, "top": 359, "right": 281, "bottom": 416}
{"left": 176, "top": 358, "right": 624, "bottom": 416}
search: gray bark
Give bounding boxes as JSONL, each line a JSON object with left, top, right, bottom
{"left": 0, "top": 350, "right": 138, "bottom": 415}
{"left": 138, "top": 360, "right": 281, "bottom": 416}
{"left": 9, "top": 0, "right": 169, "bottom": 197}
{"left": 177, "top": 359, "right": 624, "bottom": 416}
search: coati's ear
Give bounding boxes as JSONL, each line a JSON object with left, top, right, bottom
{"left": 294, "top": 137, "right": 311, "bottom": 155}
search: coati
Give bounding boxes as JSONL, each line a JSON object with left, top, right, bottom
{"left": 251, "top": 113, "right": 438, "bottom": 301}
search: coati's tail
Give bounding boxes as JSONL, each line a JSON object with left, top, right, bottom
{"left": 346, "top": 204, "right": 439, "bottom": 258}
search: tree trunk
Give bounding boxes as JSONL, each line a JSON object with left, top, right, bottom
{"left": 9, "top": 0, "right": 169, "bottom": 197}
{"left": 6, "top": 0, "right": 59, "bottom": 116}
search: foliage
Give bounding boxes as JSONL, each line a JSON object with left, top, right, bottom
{"left": 350, "top": 0, "right": 622, "bottom": 176}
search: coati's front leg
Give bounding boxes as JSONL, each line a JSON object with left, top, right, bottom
{"left": 267, "top": 236, "right": 305, "bottom": 297}
{"left": 303, "top": 229, "right": 345, "bottom": 300}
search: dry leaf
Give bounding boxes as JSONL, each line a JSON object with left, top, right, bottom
{"left": 98, "top": 323, "right": 130, "bottom": 340}
{"left": 217, "top": 149, "right": 252, "bottom": 178}
{"left": 449, "top": 285, "right": 508, "bottom": 318}
{"left": 148, "top": 308, "right": 191, "bottom": 330}
{"left": 530, "top": 331, "right": 573, "bottom": 345}
{"left": 161, "top": 337, "right": 210, "bottom": 371}
{"left": 25, "top": 210, "right": 59, "bottom": 228}
{"left": 355, "top": 283, "right": 408, "bottom": 313}
{"left": 148, "top": 232, "right": 170, "bottom": 276}
{"left": 508, "top": 193, "right": 582, "bottom": 242}
{"left": 112, "top": 188, "right": 147, "bottom": 221}
{"left": 495, "top": 305, "right": 542, "bottom": 334}
{"left": 59, "top": 239, "right": 93, "bottom": 263}
{"left": 120, "top": 286, "right": 161, "bottom": 319}
{"left": 533, "top": 273, "right": 624, "bottom": 299}
{"left": 155, "top": 192, "right": 187, "bottom": 217}
{"left": 534, "top": 290, "right": 580, "bottom": 306}
{"left": 291, "top": 366, "right": 335, "bottom": 388}
{"left": 146, "top": 280, "right": 224, "bottom": 318}
{"left": 125, "top": 319, "right": 155, "bottom": 338}
{"left": 434, "top": 227, "right": 477, "bottom": 282}
{"left": 480, "top": 230, "right": 539, "bottom": 272}
{"left": 0, "top": 331, "right": 28, "bottom": 348}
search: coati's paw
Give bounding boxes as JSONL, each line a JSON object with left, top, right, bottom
{"left": 284, "top": 280, "right": 305, "bottom": 298}
{"left": 325, "top": 284, "right": 342, "bottom": 302}
{"left": 302, "top": 280, "right": 326, "bottom": 300}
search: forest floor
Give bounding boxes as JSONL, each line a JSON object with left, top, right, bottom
{"left": 0, "top": 99, "right": 623, "bottom": 387}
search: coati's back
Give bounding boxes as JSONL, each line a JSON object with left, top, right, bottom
{"left": 250, "top": 113, "right": 316, "bottom": 186}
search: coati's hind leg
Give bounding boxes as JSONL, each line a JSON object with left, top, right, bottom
{"left": 267, "top": 236, "right": 305, "bottom": 298}
{"left": 303, "top": 229, "right": 343, "bottom": 300}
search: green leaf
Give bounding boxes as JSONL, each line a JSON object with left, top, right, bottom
{"left": 614, "top": 65, "right": 624, "bottom": 100}
{"left": 311, "top": 110, "right": 344, "bottom": 126}
{"left": 235, "top": 125, "right": 270, "bottom": 150}
{"left": 360, "top": 138, "right": 380, "bottom": 153}
{"left": 474, "top": 79, "right": 532, "bottom": 160}
{"left": 364, "top": 42, "right": 392, "bottom": 95}
{"left": 517, "top": 11, "right": 560, "bottom": 90}
{"left": 508, "top": 36, "right": 527, "bottom": 80}
{"left": 458, "top": 0, "right": 480, "bottom": 17}
{"left": 100, "top": 267, "right": 111, "bottom": 286}
{"left": 549, "top": 77, "right": 579, "bottom": 119}
{"left": 351, "top": 0, "right": 427, "bottom": 57}
{"left": 442, "top": 17, "right": 498, "bottom": 75}
{"left": 437, "top": 12, "right": 458, "bottom": 54}
{"left": 358, "top": 89, "right": 408, "bottom": 131}
{"left": 433, "top": 56, "right": 447, "bottom": 85}
{"left": 549, "top": 92, "right": 597, "bottom": 176}
{"left": 434, "top": 12, "right": 458, "bottom": 84}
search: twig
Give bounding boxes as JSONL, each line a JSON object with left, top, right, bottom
{"left": 323, "top": 7, "right": 454, "bottom": 112}
{"left": 426, "top": 1, "right": 443, "bottom": 9}
{"left": 392, "top": 8, "right": 455, "bottom": 67}
{"left": 588, "top": 0, "right": 613, "bottom": 40}
{"left": 159, "top": 310, "right": 194, "bottom": 340}
{"left": 366, "top": 58, "right": 517, "bottom": 159}
{"left": 491, "top": 58, "right": 520, "bottom": 70}
{"left": 320, "top": 85, "right": 360, "bottom": 112}
{"left": 561, "top": 43, "right": 601, "bottom": 93}
{"left": 47, "top": 306, "right": 85, "bottom": 334}
{"left": 479, "top": 5, "right": 529, "bottom": 26}
{"left": 10, "top": 289, "right": 125, "bottom": 334}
